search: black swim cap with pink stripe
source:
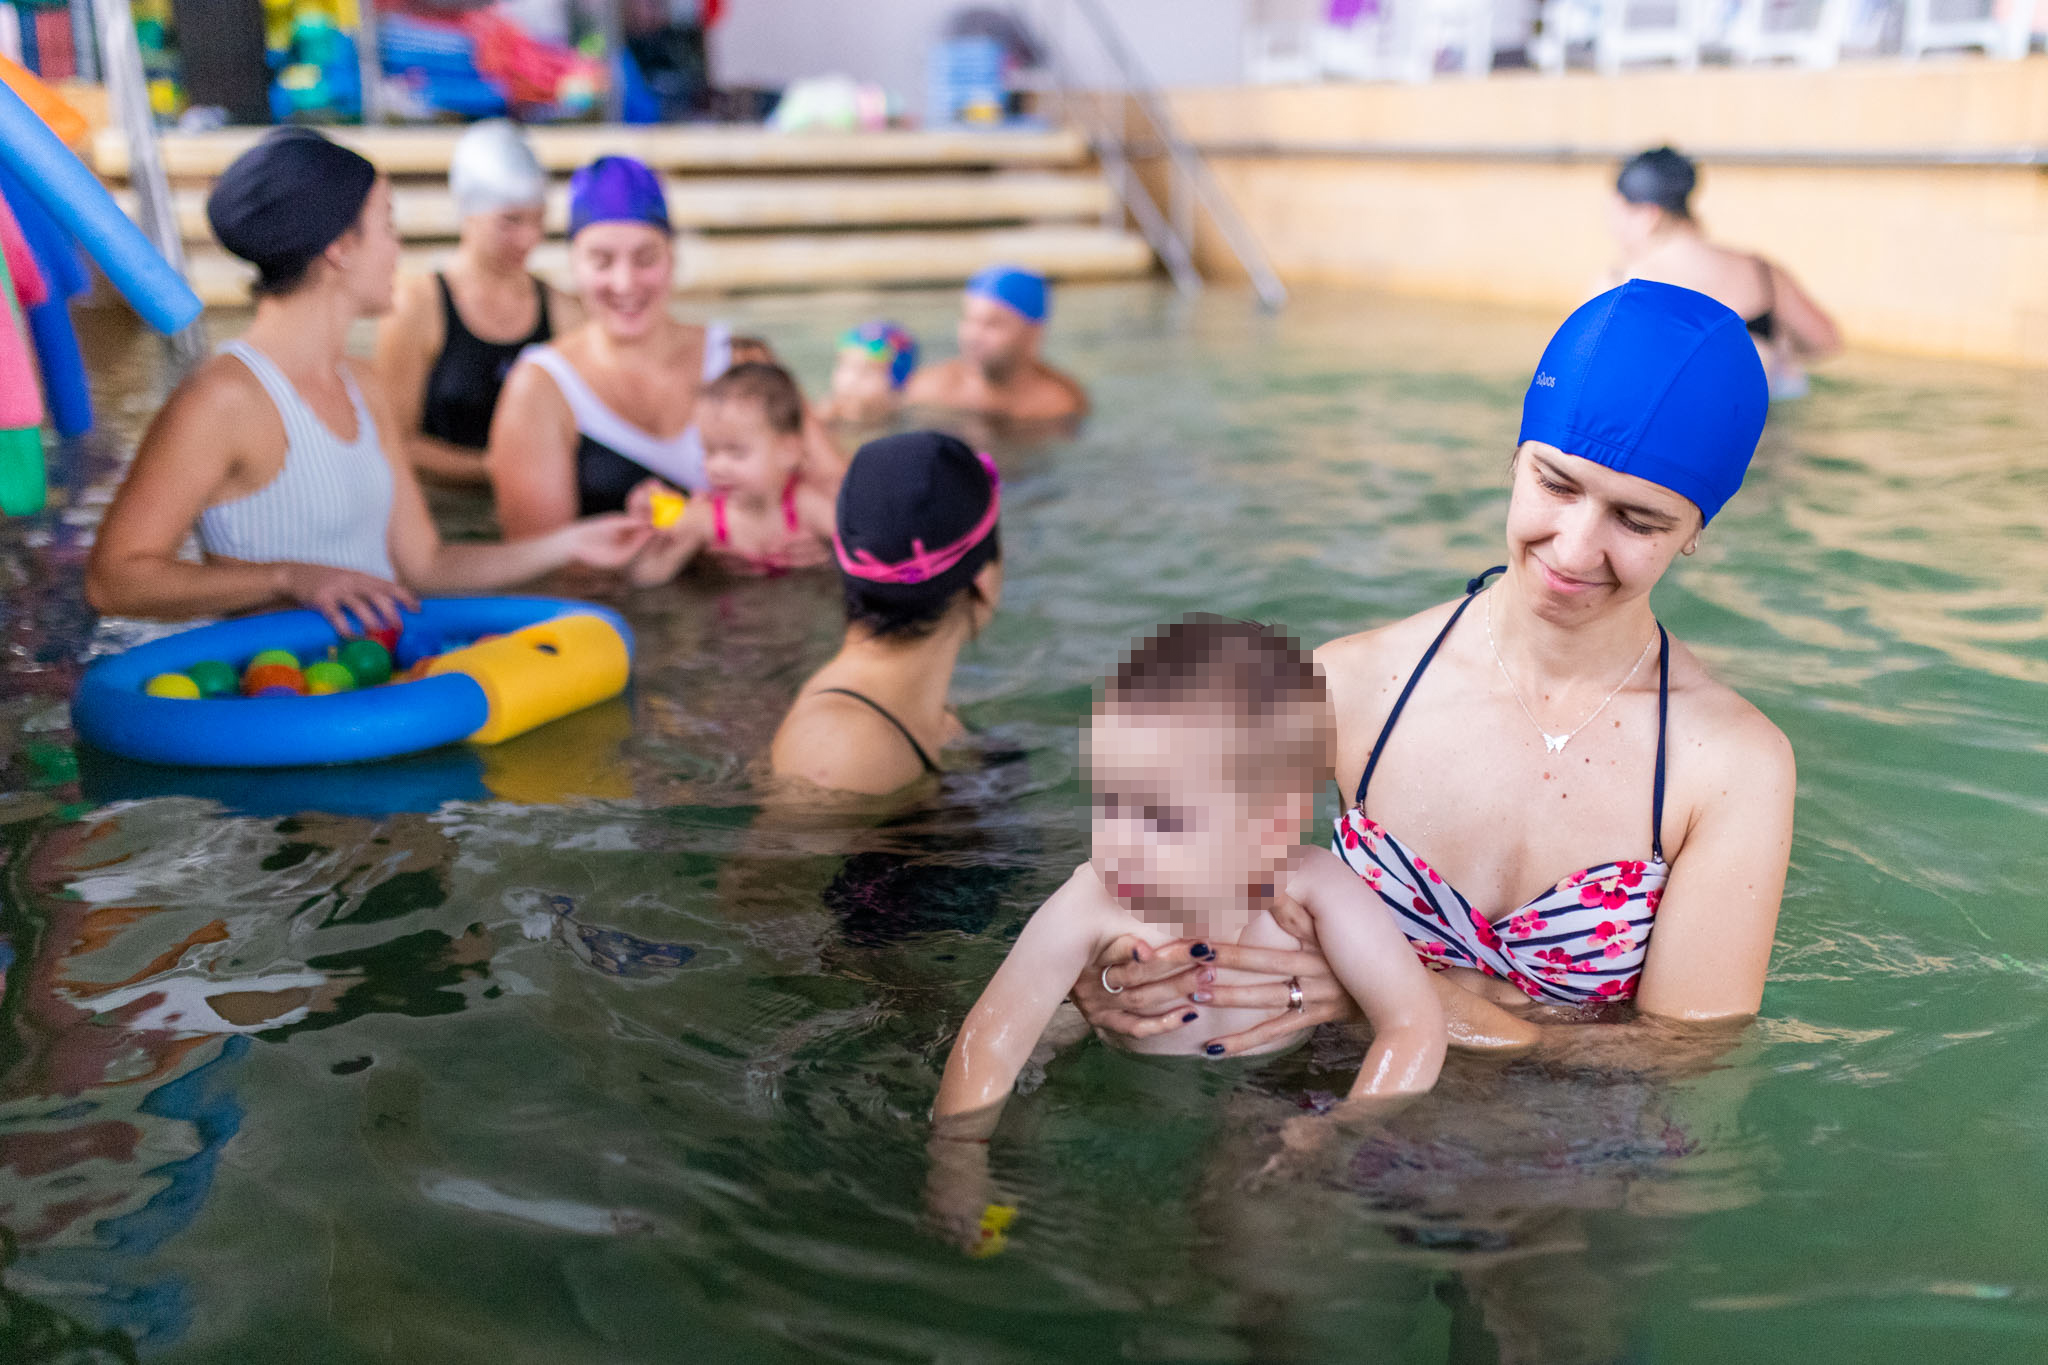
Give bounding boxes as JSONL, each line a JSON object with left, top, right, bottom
{"left": 835, "top": 432, "right": 1000, "bottom": 609}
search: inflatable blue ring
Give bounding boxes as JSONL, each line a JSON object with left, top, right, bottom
{"left": 72, "top": 597, "right": 633, "bottom": 769}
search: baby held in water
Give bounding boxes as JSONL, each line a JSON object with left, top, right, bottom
{"left": 627, "top": 362, "right": 836, "bottom": 583}
{"left": 927, "top": 620, "right": 1450, "bottom": 1244}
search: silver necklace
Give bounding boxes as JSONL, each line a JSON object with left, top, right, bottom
{"left": 1483, "top": 589, "right": 1656, "bottom": 754}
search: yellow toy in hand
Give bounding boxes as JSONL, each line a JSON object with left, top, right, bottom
{"left": 648, "top": 489, "right": 687, "bottom": 530}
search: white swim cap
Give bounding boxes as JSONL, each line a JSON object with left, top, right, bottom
{"left": 450, "top": 119, "right": 549, "bottom": 220}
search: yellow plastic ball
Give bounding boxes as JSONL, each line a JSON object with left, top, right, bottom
{"left": 144, "top": 672, "right": 202, "bottom": 699}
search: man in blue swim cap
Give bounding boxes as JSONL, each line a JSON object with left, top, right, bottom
{"left": 905, "top": 264, "right": 1088, "bottom": 423}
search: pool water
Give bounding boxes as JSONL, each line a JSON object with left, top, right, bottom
{"left": 2, "top": 284, "right": 2045, "bottom": 1363}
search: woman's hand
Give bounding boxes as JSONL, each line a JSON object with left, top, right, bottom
{"left": 1070, "top": 937, "right": 1213, "bottom": 1041}
{"left": 274, "top": 562, "right": 418, "bottom": 636}
{"left": 553, "top": 514, "right": 655, "bottom": 570}
{"left": 1196, "top": 896, "right": 1365, "bottom": 1058}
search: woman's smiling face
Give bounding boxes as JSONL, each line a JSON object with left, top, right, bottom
{"left": 1504, "top": 441, "right": 1701, "bottom": 619}
{"left": 570, "top": 221, "right": 673, "bottom": 339}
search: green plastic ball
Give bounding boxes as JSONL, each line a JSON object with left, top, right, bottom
{"left": 303, "top": 660, "right": 356, "bottom": 695}
{"left": 144, "top": 672, "right": 202, "bottom": 699}
{"left": 248, "top": 648, "right": 300, "bottom": 671}
{"left": 185, "top": 659, "right": 240, "bottom": 698}
{"left": 336, "top": 638, "right": 393, "bottom": 687}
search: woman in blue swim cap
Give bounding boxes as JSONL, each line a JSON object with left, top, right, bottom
{"left": 1077, "top": 281, "right": 1797, "bottom": 1058}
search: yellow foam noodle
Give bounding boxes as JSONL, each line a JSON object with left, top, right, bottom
{"left": 425, "top": 613, "right": 629, "bottom": 745}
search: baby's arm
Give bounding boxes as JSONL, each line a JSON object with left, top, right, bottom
{"left": 935, "top": 864, "right": 1117, "bottom": 1123}
{"left": 1290, "top": 847, "right": 1446, "bottom": 1099}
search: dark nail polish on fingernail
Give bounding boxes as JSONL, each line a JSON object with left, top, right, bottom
{"left": 1190, "top": 943, "right": 1213, "bottom": 959}
{"left": 1131, "top": 948, "right": 1140, "bottom": 961}
{"left": 1205, "top": 1043, "right": 1225, "bottom": 1056}
{"left": 1182, "top": 1011, "right": 1198, "bottom": 1023}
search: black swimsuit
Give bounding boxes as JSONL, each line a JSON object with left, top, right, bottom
{"left": 814, "top": 688, "right": 941, "bottom": 775}
{"left": 420, "top": 273, "right": 551, "bottom": 451}
{"left": 1744, "top": 257, "right": 1779, "bottom": 343}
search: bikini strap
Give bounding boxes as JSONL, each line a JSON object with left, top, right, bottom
{"left": 710, "top": 491, "right": 729, "bottom": 546}
{"left": 781, "top": 475, "right": 800, "bottom": 533}
{"left": 532, "top": 274, "right": 551, "bottom": 337}
{"left": 1651, "top": 621, "right": 1669, "bottom": 862}
{"left": 1354, "top": 566, "right": 1504, "bottom": 807}
{"left": 813, "top": 687, "right": 941, "bottom": 775}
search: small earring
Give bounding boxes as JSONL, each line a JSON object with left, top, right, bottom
{"left": 1682, "top": 539, "right": 1700, "bottom": 556}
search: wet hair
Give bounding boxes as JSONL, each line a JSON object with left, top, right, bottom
{"left": 836, "top": 432, "right": 1002, "bottom": 642}
{"left": 1617, "top": 146, "right": 1697, "bottom": 219}
{"left": 727, "top": 335, "right": 775, "bottom": 367}
{"left": 1103, "top": 616, "right": 1333, "bottom": 793}
{"left": 700, "top": 362, "right": 805, "bottom": 436}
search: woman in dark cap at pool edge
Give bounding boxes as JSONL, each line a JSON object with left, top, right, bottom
{"left": 86, "top": 128, "right": 651, "bottom": 629}
{"left": 769, "top": 432, "right": 1001, "bottom": 796}
{"left": 1075, "top": 281, "right": 1796, "bottom": 1061}
{"left": 1608, "top": 146, "right": 1839, "bottom": 398}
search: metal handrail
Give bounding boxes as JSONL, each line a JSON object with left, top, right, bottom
{"left": 1049, "top": 0, "right": 1289, "bottom": 309}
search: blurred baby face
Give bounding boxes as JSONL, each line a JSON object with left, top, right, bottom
{"left": 1087, "top": 708, "right": 1302, "bottom": 935}
{"left": 830, "top": 349, "right": 896, "bottom": 418}
{"left": 699, "top": 398, "right": 801, "bottom": 496}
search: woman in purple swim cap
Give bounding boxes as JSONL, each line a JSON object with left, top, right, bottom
{"left": 1076, "top": 281, "right": 1797, "bottom": 1061}
{"left": 486, "top": 156, "right": 842, "bottom": 559}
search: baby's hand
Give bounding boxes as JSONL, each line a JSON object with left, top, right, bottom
{"left": 923, "top": 1133, "right": 1011, "bottom": 1256}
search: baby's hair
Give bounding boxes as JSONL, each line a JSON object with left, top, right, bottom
{"left": 1103, "top": 616, "right": 1334, "bottom": 793}
{"left": 702, "top": 361, "right": 805, "bottom": 436}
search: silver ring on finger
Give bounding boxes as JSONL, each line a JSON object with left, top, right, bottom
{"left": 1101, "top": 963, "right": 1126, "bottom": 996}
{"left": 1287, "top": 977, "right": 1304, "bottom": 1013}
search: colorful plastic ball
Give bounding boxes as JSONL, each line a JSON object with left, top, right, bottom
{"left": 336, "top": 638, "right": 392, "bottom": 687}
{"left": 241, "top": 663, "right": 306, "bottom": 696}
{"left": 144, "top": 672, "right": 202, "bottom": 699}
{"left": 185, "top": 659, "right": 240, "bottom": 698}
{"left": 367, "top": 625, "right": 401, "bottom": 653}
{"left": 303, "top": 660, "right": 356, "bottom": 695}
{"left": 394, "top": 629, "right": 444, "bottom": 670}
{"left": 247, "top": 648, "right": 299, "bottom": 671}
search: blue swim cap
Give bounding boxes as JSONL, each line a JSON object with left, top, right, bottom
{"left": 1519, "top": 280, "right": 1767, "bottom": 524}
{"left": 568, "top": 156, "right": 670, "bottom": 239}
{"left": 966, "top": 265, "right": 1048, "bottom": 323}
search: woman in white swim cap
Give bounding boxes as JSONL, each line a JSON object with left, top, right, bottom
{"left": 373, "top": 119, "right": 581, "bottom": 487}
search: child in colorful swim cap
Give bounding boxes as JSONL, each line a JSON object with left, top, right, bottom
{"left": 820, "top": 321, "right": 918, "bottom": 428}
{"left": 626, "top": 362, "right": 836, "bottom": 582}
{"left": 926, "top": 618, "right": 1448, "bottom": 1246}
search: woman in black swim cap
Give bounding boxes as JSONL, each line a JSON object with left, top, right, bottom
{"left": 770, "top": 432, "right": 1002, "bottom": 795}
{"left": 1607, "top": 145, "right": 1840, "bottom": 398}
{"left": 87, "top": 129, "right": 655, "bottom": 629}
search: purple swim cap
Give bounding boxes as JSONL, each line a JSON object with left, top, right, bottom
{"left": 568, "top": 156, "right": 670, "bottom": 238}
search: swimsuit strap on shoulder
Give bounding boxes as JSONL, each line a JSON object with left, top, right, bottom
{"left": 1354, "top": 566, "right": 1503, "bottom": 806}
{"left": 813, "top": 687, "right": 941, "bottom": 775}
{"left": 1651, "top": 621, "right": 1670, "bottom": 861}
{"left": 710, "top": 490, "right": 729, "bottom": 546}
{"left": 781, "top": 475, "right": 800, "bottom": 533}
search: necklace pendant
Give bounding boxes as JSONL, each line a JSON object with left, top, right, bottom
{"left": 1543, "top": 732, "right": 1569, "bottom": 754}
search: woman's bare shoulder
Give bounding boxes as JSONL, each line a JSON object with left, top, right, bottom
{"left": 1316, "top": 597, "right": 1464, "bottom": 690}
{"left": 1665, "top": 638, "right": 1795, "bottom": 788}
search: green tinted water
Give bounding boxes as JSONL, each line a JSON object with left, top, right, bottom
{"left": 2, "top": 285, "right": 2044, "bottom": 1363}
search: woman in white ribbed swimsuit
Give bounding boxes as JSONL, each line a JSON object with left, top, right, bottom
{"left": 86, "top": 129, "right": 652, "bottom": 633}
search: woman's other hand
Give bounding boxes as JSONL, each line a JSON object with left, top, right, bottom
{"left": 1197, "top": 895, "right": 1365, "bottom": 1058}
{"left": 555, "top": 514, "right": 655, "bottom": 570}
{"left": 1071, "top": 936, "right": 1210, "bottom": 1041}
{"left": 275, "top": 562, "right": 418, "bottom": 636}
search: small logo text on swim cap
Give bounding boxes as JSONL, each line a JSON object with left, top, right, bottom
{"left": 1534, "top": 372, "right": 1556, "bottom": 388}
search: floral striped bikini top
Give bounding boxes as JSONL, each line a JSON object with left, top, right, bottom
{"left": 1331, "top": 568, "right": 1670, "bottom": 1005}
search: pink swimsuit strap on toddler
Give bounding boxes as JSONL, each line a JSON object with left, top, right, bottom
{"left": 710, "top": 476, "right": 803, "bottom": 573}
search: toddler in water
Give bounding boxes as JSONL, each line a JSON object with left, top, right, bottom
{"left": 628, "top": 363, "right": 836, "bottom": 582}
{"left": 818, "top": 321, "right": 918, "bottom": 428}
{"left": 929, "top": 620, "right": 1446, "bottom": 1242}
